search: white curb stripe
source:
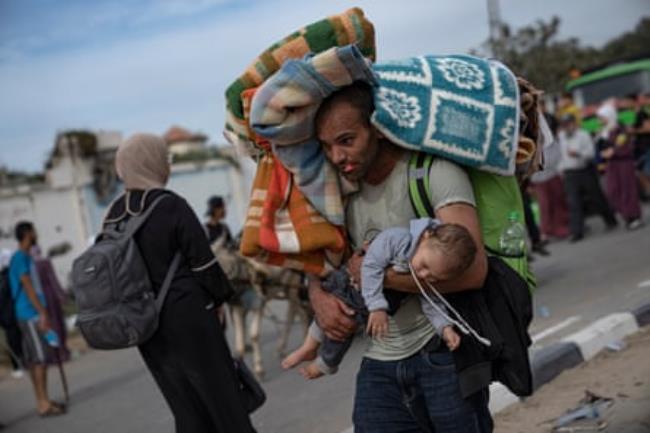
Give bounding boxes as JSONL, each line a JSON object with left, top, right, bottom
{"left": 531, "top": 316, "right": 581, "bottom": 344}
{"left": 638, "top": 279, "right": 650, "bottom": 288}
{"left": 562, "top": 312, "right": 639, "bottom": 361}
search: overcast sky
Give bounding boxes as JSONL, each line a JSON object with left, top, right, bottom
{"left": 1, "top": 0, "right": 648, "bottom": 171}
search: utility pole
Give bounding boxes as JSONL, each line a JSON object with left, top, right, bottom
{"left": 487, "top": 0, "right": 503, "bottom": 58}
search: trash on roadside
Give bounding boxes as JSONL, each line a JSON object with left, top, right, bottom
{"left": 605, "top": 340, "right": 626, "bottom": 352}
{"left": 553, "top": 390, "right": 613, "bottom": 431}
{"left": 538, "top": 306, "right": 551, "bottom": 318}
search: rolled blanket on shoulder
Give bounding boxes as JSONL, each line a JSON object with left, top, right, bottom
{"left": 224, "top": 7, "right": 376, "bottom": 156}
{"left": 240, "top": 153, "right": 346, "bottom": 276}
{"left": 371, "top": 54, "right": 521, "bottom": 175}
{"left": 239, "top": 88, "right": 347, "bottom": 276}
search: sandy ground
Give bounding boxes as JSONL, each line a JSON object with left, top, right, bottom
{"left": 495, "top": 325, "right": 650, "bottom": 433}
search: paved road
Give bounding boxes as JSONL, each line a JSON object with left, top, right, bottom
{"left": 1, "top": 209, "right": 649, "bottom": 433}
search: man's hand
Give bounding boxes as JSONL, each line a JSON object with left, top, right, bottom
{"left": 309, "top": 279, "right": 356, "bottom": 341}
{"left": 601, "top": 147, "right": 615, "bottom": 159}
{"left": 347, "top": 241, "right": 369, "bottom": 287}
{"left": 37, "top": 313, "right": 51, "bottom": 332}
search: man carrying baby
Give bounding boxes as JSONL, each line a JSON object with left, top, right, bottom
{"left": 308, "top": 82, "right": 493, "bottom": 433}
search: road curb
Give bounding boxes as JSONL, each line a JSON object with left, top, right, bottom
{"left": 491, "top": 301, "right": 650, "bottom": 416}
{"left": 561, "top": 312, "right": 639, "bottom": 360}
{"left": 632, "top": 301, "right": 650, "bottom": 327}
{"left": 530, "top": 341, "right": 583, "bottom": 390}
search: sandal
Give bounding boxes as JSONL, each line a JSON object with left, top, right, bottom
{"left": 38, "top": 403, "right": 66, "bottom": 418}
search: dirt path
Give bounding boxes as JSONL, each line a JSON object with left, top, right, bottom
{"left": 495, "top": 325, "right": 650, "bottom": 433}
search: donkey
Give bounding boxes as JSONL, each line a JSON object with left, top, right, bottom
{"left": 211, "top": 238, "right": 312, "bottom": 379}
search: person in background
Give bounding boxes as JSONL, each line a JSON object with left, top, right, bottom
{"left": 558, "top": 114, "right": 618, "bottom": 242}
{"left": 597, "top": 102, "right": 644, "bottom": 230}
{"left": 556, "top": 93, "right": 582, "bottom": 125}
{"left": 205, "top": 195, "right": 234, "bottom": 249}
{"left": 8, "top": 222, "right": 65, "bottom": 417}
{"left": 31, "top": 247, "right": 70, "bottom": 364}
{"left": 631, "top": 93, "right": 650, "bottom": 199}
{"left": 109, "top": 133, "right": 255, "bottom": 433}
{"left": 530, "top": 113, "right": 570, "bottom": 240}
{"left": 520, "top": 181, "right": 550, "bottom": 257}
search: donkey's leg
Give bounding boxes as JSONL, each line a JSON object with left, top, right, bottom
{"left": 230, "top": 304, "right": 247, "bottom": 360}
{"left": 249, "top": 304, "right": 265, "bottom": 380}
{"left": 296, "top": 291, "right": 312, "bottom": 339}
{"left": 277, "top": 289, "right": 299, "bottom": 358}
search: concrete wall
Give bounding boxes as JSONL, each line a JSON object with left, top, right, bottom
{"left": 0, "top": 186, "right": 89, "bottom": 286}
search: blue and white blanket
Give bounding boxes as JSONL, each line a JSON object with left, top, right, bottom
{"left": 371, "top": 54, "right": 520, "bottom": 176}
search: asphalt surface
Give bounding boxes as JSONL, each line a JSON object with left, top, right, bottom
{"left": 1, "top": 208, "right": 649, "bottom": 433}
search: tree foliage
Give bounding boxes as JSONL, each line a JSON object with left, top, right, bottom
{"left": 472, "top": 16, "right": 650, "bottom": 94}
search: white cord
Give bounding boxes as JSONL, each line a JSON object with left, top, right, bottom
{"left": 409, "top": 263, "right": 492, "bottom": 347}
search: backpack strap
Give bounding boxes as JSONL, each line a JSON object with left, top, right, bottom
{"left": 101, "top": 192, "right": 182, "bottom": 311}
{"left": 122, "top": 193, "right": 172, "bottom": 238}
{"left": 155, "top": 252, "right": 182, "bottom": 312}
{"left": 408, "top": 152, "right": 435, "bottom": 218}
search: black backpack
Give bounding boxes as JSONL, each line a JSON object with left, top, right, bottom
{"left": 407, "top": 154, "right": 533, "bottom": 397}
{"left": 0, "top": 267, "right": 16, "bottom": 328}
{"left": 71, "top": 194, "right": 180, "bottom": 350}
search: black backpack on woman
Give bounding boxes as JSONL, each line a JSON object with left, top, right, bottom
{"left": 71, "top": 194, "right": 180, "bottom": 350}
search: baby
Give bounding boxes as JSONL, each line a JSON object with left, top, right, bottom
{"left": 282, "top": 218, "right": 477, "bottom": 379}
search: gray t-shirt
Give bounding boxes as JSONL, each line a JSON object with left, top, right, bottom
{"left": 346, "top": 151, "right": 475, "bottom": 361}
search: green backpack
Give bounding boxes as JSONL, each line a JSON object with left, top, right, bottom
{"left": 408, "top": 153, "right": 536, "bottom": 290}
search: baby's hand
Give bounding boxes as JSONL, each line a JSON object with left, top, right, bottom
{"left": 366, "top": 310, "right": 389, "bottom": 339}
{"left": 442, "top": 326, "right": 461, "bottom": 351}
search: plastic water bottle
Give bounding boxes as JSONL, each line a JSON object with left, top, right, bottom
{"left": 44, "top": 329, "right": 60, "bottom": 348}
{"left": 499, "top": 211, "right": 526, "bottom": 257}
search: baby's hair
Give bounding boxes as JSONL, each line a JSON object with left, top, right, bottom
{"left": 421, "top": 223, "right": 477, "bottom": 280}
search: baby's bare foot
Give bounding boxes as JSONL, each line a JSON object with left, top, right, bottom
{"left": 282, "top": 345, "right": 318, "bottom": 369}
{"left": 299, "top": 362, "right": 325, "bottom": 380}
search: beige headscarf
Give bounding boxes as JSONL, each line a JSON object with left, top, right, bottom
{"left": 115, "top": 133, "right": 170, "bottom": 190}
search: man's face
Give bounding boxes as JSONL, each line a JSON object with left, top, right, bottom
{"left": 27, "top": 229, "right": 38, "bottom": 247}
{"left": 316, "top": 101, "right": 380, "bottom": 181}
{"left": 212, "top": 206, "right": 226, "bottom": 221}
{"left": 559, "top": 96, "right": 572, "bottom": 108}
{"left": 564, "top": 120, "right": 577, "bottom": 135}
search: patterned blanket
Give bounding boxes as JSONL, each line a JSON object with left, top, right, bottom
{"left": 239, "top": 152, "right": 346, "bottom": 276}
{"left": 371, "top": 55, "right": 520, "bottom": 175}
{"left": 224, "top": 7, "right": 375, "bottom": 156}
